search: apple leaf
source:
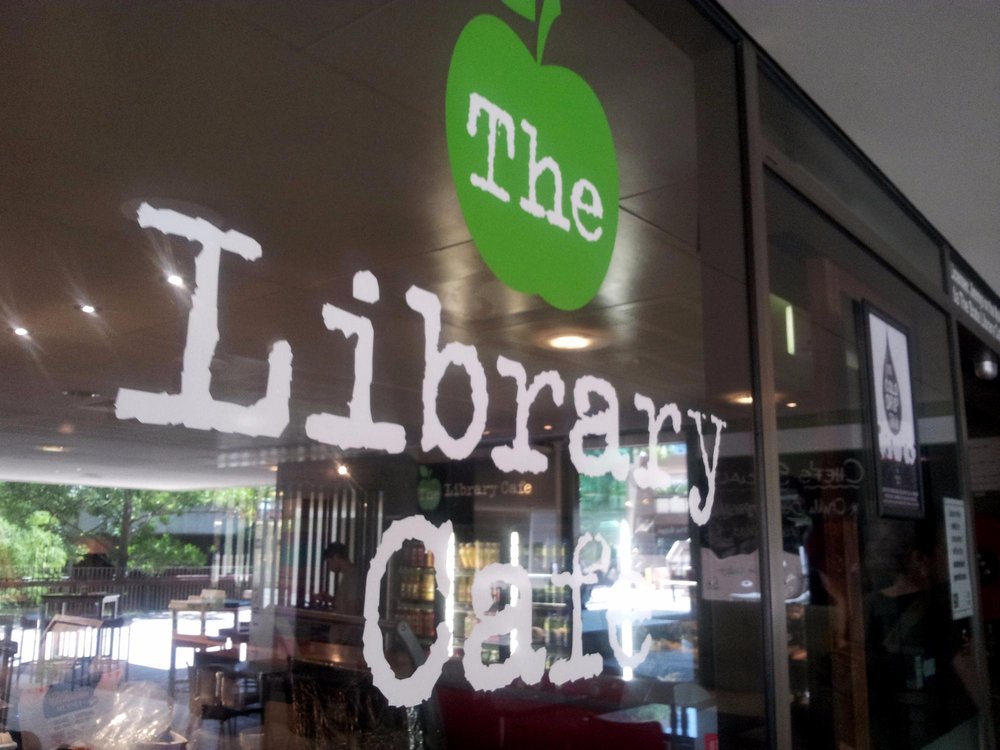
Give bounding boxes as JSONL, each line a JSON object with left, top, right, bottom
{"left": 502, "top": 0, "right": 536, "bottom": 22}
{"left": 536, "top": 0, "right": 561, "bottom": 63}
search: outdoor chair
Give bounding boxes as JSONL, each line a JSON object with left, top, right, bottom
{"left": 33, "top": 615, "right": 101, "bottom": 687}
{"left": 186, "top": 651, "right": 261, "bottom": 739}
{"left": 95, "top": 616, "right": 131, "bottom": 683}
{"left": 0, "top": 639, "right": 16, "bottom": 729}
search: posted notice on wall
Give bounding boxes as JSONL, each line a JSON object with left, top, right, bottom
{"left": 944, "top": 497, "right": 974, "bottom": 620}
{"left": 864, "top": 305, "right": 922, "bottom": 518}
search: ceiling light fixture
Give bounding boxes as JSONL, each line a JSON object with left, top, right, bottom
{"left": 785, "top": 304, "right": 796, "bottom": 356}
{"left": 62, "top": 389, "right": 102, "bottom": 399}
{"left": 786, "top": 402, "right": 798, "bottom": 408}
{"left": 166, "top": 274, "right": 185, "bottom": 288}
{"left": 734, "top": 394, "right": 753, "bottom": 405}
{"left": 547, "top": 334, "right": 593, "bottom": 350}
{"left": 975, "top": 348, "right": 999, "bottom": 381}
{"left": 12, "top": 327, "right": 29, "bottom": 337}
{"left": 77, "top": 304, "right": 99, "bottom": 315}
{"left": 37, "top": 445, "right": 67, "bottom": 453}
{"left": 337, "top": 464, "right": 350, "bottom": 477}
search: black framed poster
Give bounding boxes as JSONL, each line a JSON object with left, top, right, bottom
{"left": 860, "top": 302, "right": 924, "bottom": 519}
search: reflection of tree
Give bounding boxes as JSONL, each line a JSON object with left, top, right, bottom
{"left": 0, "top": 482, "right": 268, "bottom": 575}
{"left": 0, "top": 513, "right": 68, "bottom": 579}
{"left": 579, "top": 471, "right": 627, "bottom": 512}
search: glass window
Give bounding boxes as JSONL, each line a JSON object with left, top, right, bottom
{"left": 0, "top": 2, "right": 766, "bottom": 748}
{"left": 766, "top": 173, "right": 979, "bottom": 749}
{"left": 759, "top": 68, "right": 944, "bottom": 293}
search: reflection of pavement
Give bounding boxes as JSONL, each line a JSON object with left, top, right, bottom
{"left": 7, "top": 612, "right": 242, "bottom": 712}
{"left": 7, "top": 614, "right": 258, "bottom": 750}
{"left": 131, "top": 611, "right": 240, "bottom": 671}
{"left": 581, "top": 605, "right": 697, "bottom": 682}
{"left": 585, "top": 586, "right": 693, "bottom": 615}
{"left": 634, "top": 648, "right": 696, "bottom": 683}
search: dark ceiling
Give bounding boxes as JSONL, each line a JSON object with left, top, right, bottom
{"left": 0, "top": 1, "right": 755, "bottom": 489}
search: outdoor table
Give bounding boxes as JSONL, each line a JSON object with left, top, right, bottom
{"left": 167, "top": 598, "right": 250, "bottom": 695}
{"left": 40, "top": 592, "right": 120, "bottom": 621}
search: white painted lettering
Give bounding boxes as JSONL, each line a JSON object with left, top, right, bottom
{"left": 549, "top": 534, "right": 610, "bottom": 685}
{"left": 632, "top": 394, "right": 681, "bottom": 490}
{"left": 518, "top": 119, "right": 571, "bottom": 231}
{"left": 467, "top": 93, "right": 515, "bottom": 203}
{"left": 568, "top": 376, "right": 629, "bottom": 480}
{"left": 463, "top": 563, "right": 545, "bottom": 691}
{"left": 570, "top": 178, "right": 603, "bottom": 242}
{"left": 305, "top": 271, "right": 406, "bottom": 452}
{"left": 687, "top": 410, "right": 727, "bottom": 526}
{"left": 363, "top": 516, "right": 453, "bottom": 707}
{"left": 491, "top": 356, "right": 565, "bottom": 473}
{"left": 406, "top": 285, "right": 489, "bottom": 460}
{"left": 116, "top": 203, "right": 292, "bottom": 438}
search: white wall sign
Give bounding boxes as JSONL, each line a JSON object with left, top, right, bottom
{"left": 950, "top": 261, "right": 1000, "bottom": 348}
{"left": 943, "top": 497, "right": 974, "bottom": 620}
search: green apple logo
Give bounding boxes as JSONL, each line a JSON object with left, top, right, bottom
{"left": 417, "top": 466, "right": 443, "bottom": 512}
{"left": 446, "top": 0, "right": 619, "bottom": 311}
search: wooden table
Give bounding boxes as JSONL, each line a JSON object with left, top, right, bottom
{"left": 167, "top": 599, "right": 250, "bottom": 695}
{"left": 40, "top": 592, "right": 120, "bottom": 620}
{"left": 292, "top": 641, "right": 366, "bottom": 672}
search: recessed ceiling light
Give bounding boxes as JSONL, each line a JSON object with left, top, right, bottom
{"left": 733, "top": 394, "right": 753, "bottom": 405}
{"left": 786, "top": 402, "right": 798, "bottom": 408}
{"left": 77, "top": 304, "right": 99, "bottom": 315}
{"left": 12, "top": 327, "right": 29, "bottom": 337}
{"left": 166, "top": 274, "right": 185, "bottom": 288}
{"left": 543, "top": 424, "right": 553, "bottom": 431}
{"left": 62, "top": 389, "right": 102, "bottom": 399}
{"left": 547, "top": 334, "right": 593, "bottom": 350}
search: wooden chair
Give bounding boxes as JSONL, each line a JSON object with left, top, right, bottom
{"left": 186, "top": 651, "right": 261, "bottom": 739}
{"left": 95, "top": 616, "right": 131, "bottom": 682}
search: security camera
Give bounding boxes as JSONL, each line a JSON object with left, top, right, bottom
{"left": 975, "top": 348, "right": 999, "bottom": 380}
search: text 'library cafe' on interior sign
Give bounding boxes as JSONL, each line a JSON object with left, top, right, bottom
{"left": 1, "top": 1, "right": 999, "bottom": 749}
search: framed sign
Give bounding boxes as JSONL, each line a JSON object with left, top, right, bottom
{"left": 859, "top": 302, "right": 924, "bottom": 518}
{"left": 943, "top": 497, "right": 974, "bottom": 619}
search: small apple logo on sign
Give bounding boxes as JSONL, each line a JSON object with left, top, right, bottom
{"left": 446, "top": 0, "right": 619, "bottom": 311}
{"left": 417, "top": 465, "right": 443, "bottom": 512}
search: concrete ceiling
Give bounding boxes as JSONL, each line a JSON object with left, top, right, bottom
{"left": 0, "top": 0, "right": 752, "bottom": 488}
{"left": 3, "top": 0, "right": 994, "bottom": 489}
{"left": 718, "top": 0, "right": 1000, "bottom": 295}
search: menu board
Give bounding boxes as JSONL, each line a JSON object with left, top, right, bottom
{"left": 944, "top": 497, "right": 974, "bottom": 620}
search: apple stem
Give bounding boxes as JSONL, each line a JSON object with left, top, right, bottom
{"left": 536, "top": 0, "right": 561, "bottom": 64}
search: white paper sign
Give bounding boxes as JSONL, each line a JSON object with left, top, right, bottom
{"left": 943, "top": 497, "right": 974, "bottom": 620}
